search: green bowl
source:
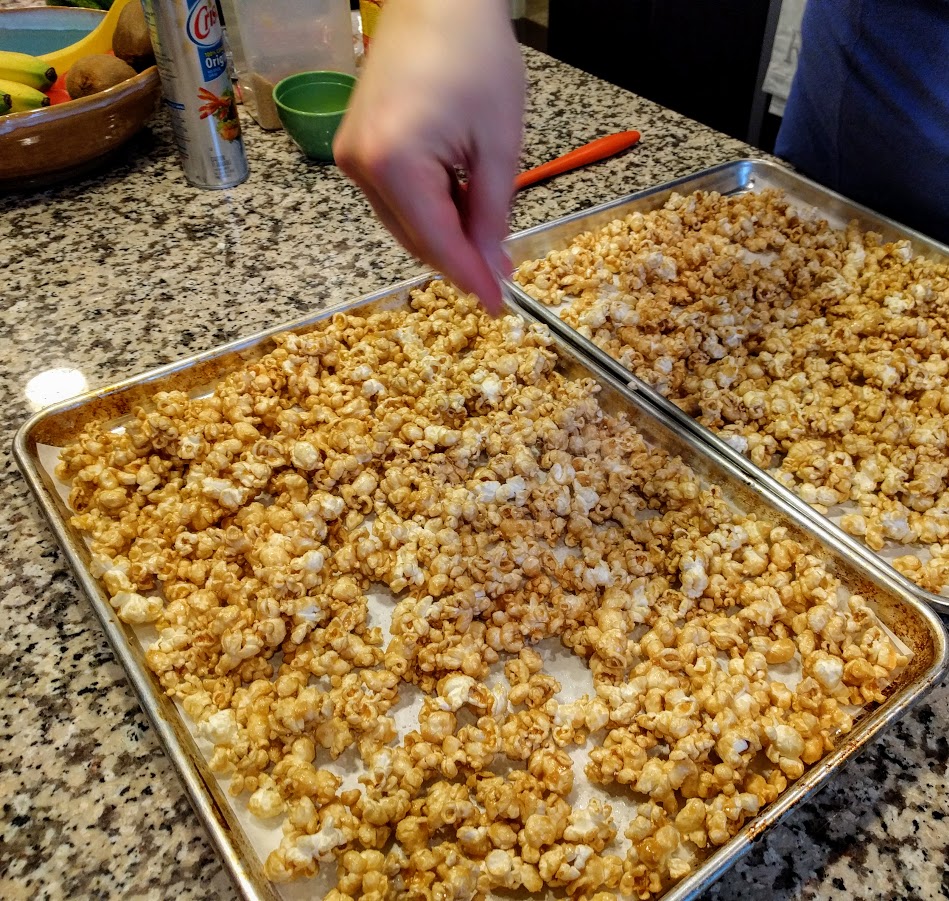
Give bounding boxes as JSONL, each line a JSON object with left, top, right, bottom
{"left": 273, "top": 71, "right": 356, "bottom": 162}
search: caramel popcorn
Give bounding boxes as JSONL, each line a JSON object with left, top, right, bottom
{"left": 516, "top": 188, "right": 949, "bottom": 595}
{"left": 60, "top": 281, "right": 908, "bottom": 899}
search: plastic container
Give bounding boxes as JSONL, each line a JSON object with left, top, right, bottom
{"left": 218, "top": 0, "right": 354, "bottom": 130}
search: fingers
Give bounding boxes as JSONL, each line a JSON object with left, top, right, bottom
{"left": 341, "top": 139, "right": 505, "bottom": 314}
{"left": 336, "top": 126, "right": 428, "bottom": 261}
{"left": 385, "top": 160, "right": 504, "bottom": 314}
{"left": 356, "top": 178, "right": 426, "bottom": 262}
{"left": 461, "top": 156, "right": 518, "bottom": 317}
{"left": 465, "top": 134, "right": 519, "bottom": 272}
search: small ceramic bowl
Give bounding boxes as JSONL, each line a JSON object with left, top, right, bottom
{"left": 273, "top": 71, "right": 356, "bottom": 162}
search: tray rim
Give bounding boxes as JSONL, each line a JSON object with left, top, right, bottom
{"left": 503, "top": 156, "right": 949, "bottom": 617}
{"left": 13, "top": 268, "right": 949, "bottom": 901}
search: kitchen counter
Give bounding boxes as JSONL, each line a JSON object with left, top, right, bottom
{"left": 1, "top": 12, "right": 948, "bottom": 900}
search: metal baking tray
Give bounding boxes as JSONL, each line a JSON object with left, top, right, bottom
{"left": 504, "top": 158, "right": 949, "bottom": 616}
{"left": 14, "top": 274, "right": 949, "bottom": 901}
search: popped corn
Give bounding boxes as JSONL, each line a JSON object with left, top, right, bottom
{"left": 516, "top": 188, "right": 949, "bottom": 595}
{"left": 59, "top": 280, "right": 908, "bottom": 899}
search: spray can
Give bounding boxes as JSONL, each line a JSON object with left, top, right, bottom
{"left": 141, "top": 0, "right": 249, "bottom": 188}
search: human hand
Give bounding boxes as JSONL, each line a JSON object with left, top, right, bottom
{"left": 334, "top": 0, "right": 525, "bottom": 314}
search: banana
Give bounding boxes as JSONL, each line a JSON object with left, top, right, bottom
{"left": 0, "top": 92, "right": 10, "bottom": 115}
{"left": 0, "top": 78, "right": 50, "bottom": 113}
{"left": 0, "top": 51, "right": 56, "bottom": 91}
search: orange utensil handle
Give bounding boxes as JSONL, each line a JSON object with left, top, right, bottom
{"left": 513, "top": 129, "right": 641, "bottom": 191}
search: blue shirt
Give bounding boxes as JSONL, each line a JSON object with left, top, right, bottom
{"left": 776, "top": 0, "right": 949, "bottom": 243}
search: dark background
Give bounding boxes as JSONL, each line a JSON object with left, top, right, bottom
{"left": 344, "top": 0, "right": 785, "bottom": 152}
{"left": 519, "top": 0, "right": 783, "bottom": 151}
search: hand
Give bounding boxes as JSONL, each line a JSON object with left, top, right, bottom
{"left": 334, "top": 0, "right": 525, "bottom": 314}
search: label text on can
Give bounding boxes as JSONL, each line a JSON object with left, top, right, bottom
{"left": 186, "top": 0, "right": 227, "bottom": 82}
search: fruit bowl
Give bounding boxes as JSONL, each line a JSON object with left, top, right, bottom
{"left": 0, "top": 4, "right": 160, "bottom": 190}
{"left": 0, "top": 63, "right": 160, "bottom": 190}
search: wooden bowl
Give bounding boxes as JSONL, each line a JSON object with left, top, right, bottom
{"left": 0, "top": 65, "right": 161, "bottom": 190}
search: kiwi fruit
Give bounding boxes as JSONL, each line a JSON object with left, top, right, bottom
{"left": 66, "top": 54, "right": 138, "bottom": 99}
{"left": 113, "top": 2, "right": 155, "bottom": 72}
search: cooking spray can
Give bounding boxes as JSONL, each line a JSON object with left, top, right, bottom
{"left": 141, "top": 0, "right": 249, "bottom": 188}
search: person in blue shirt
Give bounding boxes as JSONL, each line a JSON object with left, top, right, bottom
{"left": 334, "top": 0, "right": 948, "bottom": 314}
{"left": 777, "top": 0, "right": 949, "bottom": 244}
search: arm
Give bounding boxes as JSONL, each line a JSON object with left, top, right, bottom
{"left": 334, "top": 0, "right": 525, "bottom": 314}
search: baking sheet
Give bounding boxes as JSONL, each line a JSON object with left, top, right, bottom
{"left": 504, "top": 158, "right": 949, "bottom": 615}
{"left": 15, "top": 274, "right": 949, "bottom": 901}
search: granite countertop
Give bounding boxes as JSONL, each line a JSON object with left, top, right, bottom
{"left": 2, "top": 8, "right": 948, "bottom": 900}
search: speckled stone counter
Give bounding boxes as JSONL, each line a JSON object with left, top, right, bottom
{"left": 2, "top": 10, "right": 948, "bottom": 900}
